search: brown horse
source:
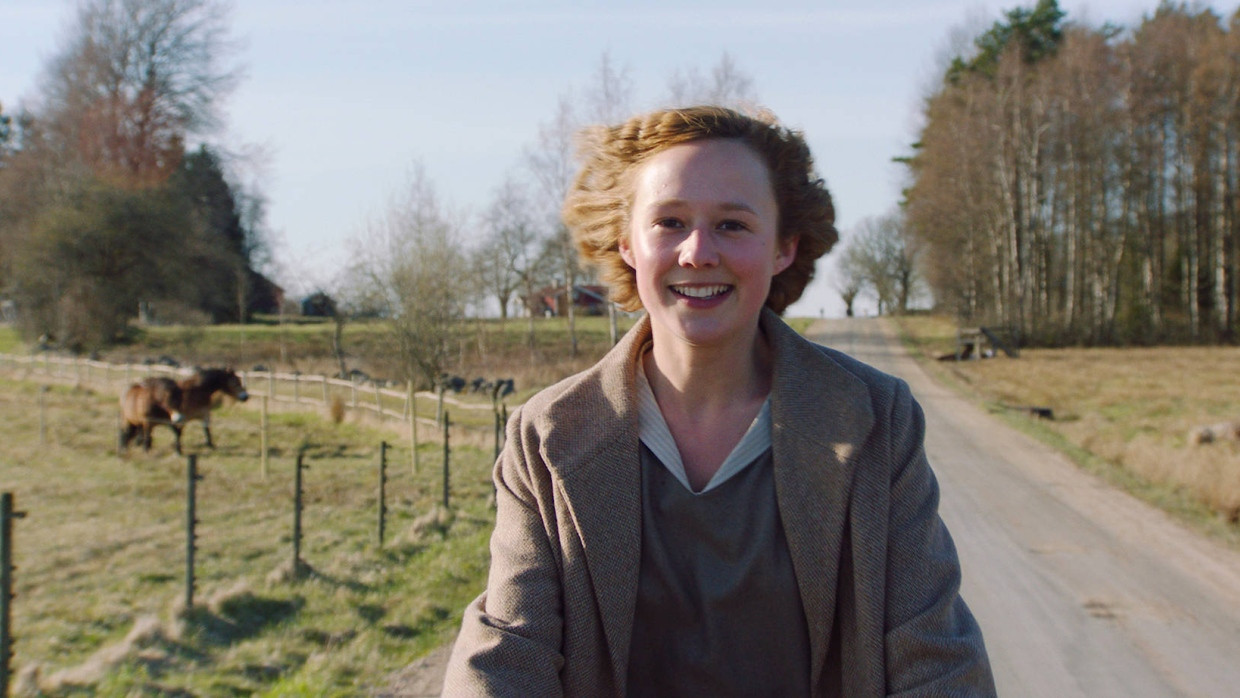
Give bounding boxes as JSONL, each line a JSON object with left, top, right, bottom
{"left": 169, "top": 367, "right": 249, "bottom": 454}
{"left": 119, "top": 377, "right": 186, "bottom": 452}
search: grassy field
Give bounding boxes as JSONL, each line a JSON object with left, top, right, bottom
{"left": 894, "top": 315, "right": 1240, "bottom": 547}
{"left": 0, "top": 376, "right": 496, "bottom": 696}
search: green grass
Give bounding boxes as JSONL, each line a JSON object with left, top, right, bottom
{"left": 0, "top": 375, "right": 495, "bottom": 695}
{"left": 0, "top": 325, "right": 22, "bottom": 354}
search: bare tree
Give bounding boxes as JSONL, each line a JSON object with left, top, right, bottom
{"left": 829, "top": 242, "right": 867, "bottom": 317}
{"left": 584, "top": 51, "right": 634, "bottom": 125}
{"left": 666, "top": 52, "right": 757, "bottom": 109}
{"left": 39, "top": 0, "right": 241, "bottom": 186}
{"left": 526, "top": 95, "right": 582, "bottom": 356}
{"left": 476, "top": 176, "right": 550, "bottom": 352}
{"left": 844, "top": 213, "right": 921, "bottom": 316}
{"left": 345, "top": 166, "right": 472, "bottom": 387}
{"left": 583, "top": 51, "right": 634, "bottom": 344}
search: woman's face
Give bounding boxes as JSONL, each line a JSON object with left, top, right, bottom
{"left": 620, "top": 138, "right": 797, "bottom": 352}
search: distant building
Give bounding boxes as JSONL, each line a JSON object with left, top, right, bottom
{"left": 526, "top": 284, "right": 609, "bottom": 317}
{"left": 301, "top": 291, "right": 337, "bottom": 317}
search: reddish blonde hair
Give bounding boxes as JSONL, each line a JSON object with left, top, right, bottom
{"left": 563, "top": 105, "right": 837, "bottom": 313}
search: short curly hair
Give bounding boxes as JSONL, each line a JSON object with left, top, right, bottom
{"left": 562, "top": 105, "right": 837, "bottom": 314}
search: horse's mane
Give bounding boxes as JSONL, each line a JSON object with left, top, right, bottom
{"left": 184, "top": 367, "right": 236, "bottom": 391}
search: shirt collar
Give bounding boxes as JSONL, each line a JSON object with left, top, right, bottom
{"left": 635, "top": 353, "right": 772, "bottom": 494}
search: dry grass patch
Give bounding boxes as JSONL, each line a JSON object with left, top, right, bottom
{"left": 896, "top": 317, "right": 1240, "bottom": 538}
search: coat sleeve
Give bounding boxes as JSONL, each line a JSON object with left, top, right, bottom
{"left": 442, "top": 406, "right": 566, "bottom": 697}
{"left": 882, "top": 380, "right": 997, "bottom": 697}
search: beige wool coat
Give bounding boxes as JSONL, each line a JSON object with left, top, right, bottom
{"left": 444, "top": 310, "right": 996, "bottom": 697}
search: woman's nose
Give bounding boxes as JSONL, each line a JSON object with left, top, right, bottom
{"left": 678, "top": 228, "right": 719, "bottom": 267}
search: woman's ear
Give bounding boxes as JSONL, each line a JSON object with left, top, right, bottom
{"left": 774, "top": 236, "right": 799, "bottom": 275}
{"left": 619, "top": 238, "right": 636, "bottom": 269}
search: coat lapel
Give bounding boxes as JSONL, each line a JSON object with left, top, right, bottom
{"left": 764, "top": 310, "right": 874, "bottom": 690}
{"left": 539, "top": 316, "right": 649, "bottom": 691}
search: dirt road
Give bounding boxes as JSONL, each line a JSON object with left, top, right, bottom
{"left": 814, "top": 317, "right": 1240, "bottom": 697}
{"left": 381, "top": 317, "right": 1240, "bottom": 696}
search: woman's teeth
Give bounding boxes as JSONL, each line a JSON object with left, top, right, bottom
{"left": 673, "top": 285, "right": 730, "bottom": 299}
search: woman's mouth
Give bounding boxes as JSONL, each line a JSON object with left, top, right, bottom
{"left": 671, "top": 284, "right": 731, "bottom": 299}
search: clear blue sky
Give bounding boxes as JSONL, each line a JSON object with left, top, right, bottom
{"left": 2, "top": 0, "right": 1223, "bottom": 317}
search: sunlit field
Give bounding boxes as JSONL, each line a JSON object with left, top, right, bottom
{"left": 897, "top": 315, "right": 1240, "bottom": 546}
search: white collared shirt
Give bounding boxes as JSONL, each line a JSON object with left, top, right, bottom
{"left": 635, "top": 361, "right": 772, "bottom": 494}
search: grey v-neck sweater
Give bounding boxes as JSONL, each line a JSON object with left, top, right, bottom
{"left": 626, "top": 443, "right": 813, "bottom": 696}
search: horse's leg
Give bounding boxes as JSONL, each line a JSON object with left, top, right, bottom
{"left": 142, "top": 423, "right": 153, "bottom": 451}
{"left": 203, "top": 416, "right": 214, "bottom": 449}
{"left": 120, "top": 424, "right": 136, "bottom": 451}
{"left": 174, "top": 425, "right": 183, "bottom": 455}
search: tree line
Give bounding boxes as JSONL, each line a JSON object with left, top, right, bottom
{"left": 904, "top": 0, "right": 1240, "bottom": 345}
{"left": 0, "top": 0, "right": 272, "bottom": 353}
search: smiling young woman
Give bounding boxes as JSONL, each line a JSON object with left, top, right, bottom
{"left": 443, "top": 106, "right": 996, "bottom": 697}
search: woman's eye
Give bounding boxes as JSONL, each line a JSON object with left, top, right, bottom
{"left": 718, "top": 219, "right": 749, "bottom": 232}
{"left": 654, "top": 217, "right": 683, "bottom": 229}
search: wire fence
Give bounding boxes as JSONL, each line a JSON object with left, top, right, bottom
{"left": 0, "top": 352, "right": 509, "bottom": 429}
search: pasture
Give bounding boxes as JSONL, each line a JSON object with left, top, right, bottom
{"left": 896, "top": 315, "right": 1240, "bottom": 547}
{"left": 0, "top": 374, "right": 496, "bottom": 695}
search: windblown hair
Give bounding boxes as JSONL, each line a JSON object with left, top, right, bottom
{"left": 562, "top": 105, "right": 837, "bottom": 314}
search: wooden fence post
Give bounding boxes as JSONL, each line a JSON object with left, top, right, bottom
{"left": 38, "top": 386, "right": 48, "bottom": 446}
{"left": 408, "top": 382, "right": 419, "bottom": 475}
{"left": 321, "top": 375, "right": 329, "bottom": 405}
{"left": 442, "top": 411, "right": 451, "bottom": 509}
{"left": 494, "top": 408, "right": 502, "bottom": 462}
{"left": 292, "top": 449, "right": 308, "bottom": 579}
{"left": 260, "top": 396, "right": 270, "bottom": 480}
{"left": 2, "top": 492, "right": 27, "bottom": 697}
{"left": 185, "top": 455, "right": 201, "bottom": 612}
{"left": 377, "top": 442, "right": 388, "bottom": 547}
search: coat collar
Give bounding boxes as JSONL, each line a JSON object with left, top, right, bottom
{"left": 535, "top": 308, "right": 874, "bottom": 691}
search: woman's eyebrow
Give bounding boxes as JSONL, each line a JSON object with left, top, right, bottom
{"left": 718, "top": 201, "right": 759, "bottom": 215}
{"left": 645, "top": 199, "right": 759, "bottom": 215}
